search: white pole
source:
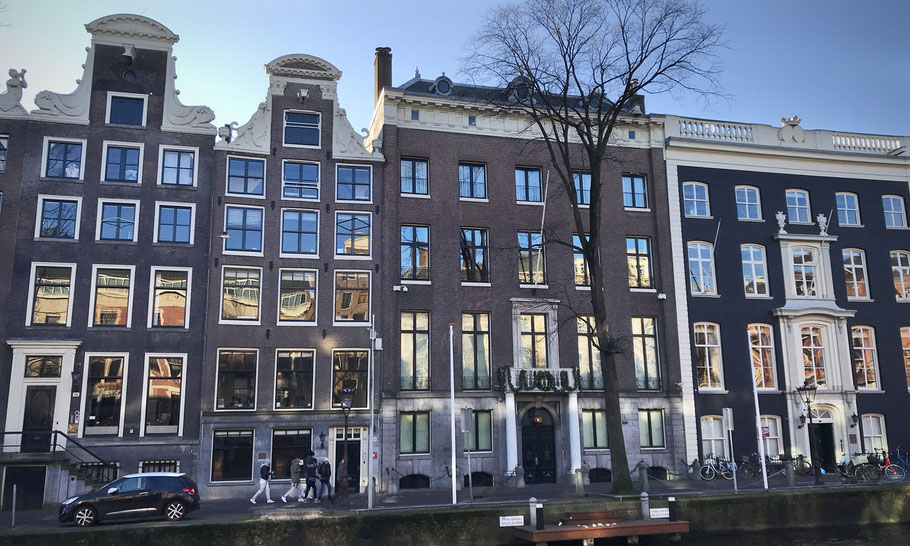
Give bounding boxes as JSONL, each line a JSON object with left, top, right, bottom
{"left": 449, "top": 322, "right": 457, "bottom": 505}
{"left": 368, "top": 314, "right": 376, "bottom": 509}
{"left": 752, "top": 365, "right": 769, "bottom": 490}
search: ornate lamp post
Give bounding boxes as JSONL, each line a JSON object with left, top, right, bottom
{"left": 796, "top": 380, "right": 824, "bottom": 485}
{"left": 339, "top": 382, "right": 355, "bottom": 504}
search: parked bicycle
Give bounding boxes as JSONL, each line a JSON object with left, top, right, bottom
{"left": 867, "top": 451, "right": 905, "bottom": 482}
{"left": 835, "top": 453, "right": 877, "bottom": 484}
{"left": 737, "top": 452, "right": 763, "bottom": 479}
{"left": 699, "top": 454, "right": 734, "bottom": 481}
{"left": 891, "top": 446, "right": 910, "bottom": 472}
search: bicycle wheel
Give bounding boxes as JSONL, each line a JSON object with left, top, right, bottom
{"left": 699, "top": 464, "right": 716, "bottom": 480}
{"left": 719, "top": 463, "right": 734, "bottom": 480}
{"left": 885, "top": 464, "right": 905, "bottom": 482}
{"left": 739, "top": 463, "right": 756, "bottom": 479}
{"left": 795, "top": 460, "right": 812, "bottom": 476}
{"left": 857, "top": 464, "right": 878, "bottom": 483}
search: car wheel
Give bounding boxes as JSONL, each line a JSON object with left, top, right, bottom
{"left": 73, "top": 505, "right": 97, "bottom": 527}
{"left": 165, "top": 499, "right": 187, "bottom": 521}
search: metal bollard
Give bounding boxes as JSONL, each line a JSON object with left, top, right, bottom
{"left": 668, "top": 496, "right": 677, "bottom": 522}
{"left": 528, "top": 497, "right": 538, "bottom": 527}
{"left": 785, "top": 461, "right": 795, "bottom": 488}
{"left": 639, "top": 461, "right": 649, "bottom": 492}
{"left": 640, "top": 492, "right": 650, "bottom": 520}
{"left": 11, "top": 484, "right": 16, "bottom": 528}
{"left": 536, "top": 503, "right": 544, "bottom": 530}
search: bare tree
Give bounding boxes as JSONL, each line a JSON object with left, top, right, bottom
{"left": 464, "top": 0, "right": 723, "bottom": 493}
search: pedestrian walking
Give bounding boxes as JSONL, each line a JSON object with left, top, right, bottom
{"left": 250, "top": 459, "right": 275, "bottom": 504}
{"left": 318, "top": 458, "right": 333, "bottom": 502}
{"left": 281, "top": 457, "right": 304, "bottom": 503}
{"left": 302, "top": 450, "right": 319, "bottom": 503}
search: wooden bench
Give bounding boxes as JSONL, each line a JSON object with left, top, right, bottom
{"left": 515, "top": 509, "right": 689, "bottom": 546}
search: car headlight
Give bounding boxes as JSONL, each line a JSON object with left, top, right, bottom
{"left": 62, "top": 497, "right": 79, "bottom": 505}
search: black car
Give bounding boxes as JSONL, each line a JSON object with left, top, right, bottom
{"left": 59, "top": 472, "right": 200, "bottom": 526}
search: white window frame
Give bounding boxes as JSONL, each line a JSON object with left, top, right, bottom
{"left": 835, "top": 192, "right": 862, "bottom": 227}
{"left": 748, "top": 323, "right": 777, "bottom": 390}
{"left": 700, "top": 415, "right": 728, "bottom": 458}
{"left": 332, "top": 269, "right": 372, "bottom": 326}
{"left": 694, "top": 322, "right": 724, "bottom": 390}
{"left": 219, "top": 265, "right": 262, "bottom": 325}
{"left": 282, "top": 109, "right": 321, "bottom": 149}
{"left": 861, "top": 413, "right": 887, "bottom": 452}
{"left": 40, "top": 136, "right": 87, "bottom": 181}
{"left": 26, "top": 261, "right": 77, "bottom": 327}
{"left": 157, "top": 145, "right": 199, "bottom": 188}
{"left": 852, "top": 326, "right": 880, "bottom": 391}
{"left": 785, "top": 189, "right": 811, "bottom": 224}
{"left": 791, "top": 246, "right": 818, "bottom": 297}
{"left": 687, "top": 241, "right": 717, "bottom": 296}
{"left": 276, "top": 268, "right": 318, "bottom": 326}
{"left": 105, "top": 91, "right": 148, "bottom": 127}
{"left": 683, "top": 181, "right": 711, "bottom": 218}
{"left": 79, "top": 352, "right": 129, "bottom": 438}
{"left": 333, "top": 210, "right": 372, "bottom": 260}
{"left": 222, "top": 204, "right": 265, "bottom": 256}
{"left": 214, "top": 348, "right": 259, "bottom": 412}
{"left": 147, "top": 266, "right": 192, "bottom": 329}
{"left": 87, "top": 264, "right": 136, "bottom": 328}
{"left": 335, "top": 163, "right": 373, "bottom": 204}
{"left": 800, "top": 325, "right": 828, "bottom": 389}
{"left": 741, "top": 244, "right": 770, "bottom": 297}
{"left": 278, "top": 208, "right": 319, "bottom": 258}
{"left": 100, "top": 140, "right": 144, "bottom": 183}
{"left": 883, "top": 195, "right": 908, "bottom": 229}
{"left": 210, "top": 429, "right": 256, "bottom": 483}
{"left": 735, "top": 185, "right": 762, "bottom": 221}
{"left": 273, "top": 348, "right": 317, "bottom": 412}
{"left": 153, "top": 201, "right": 196, "bottom": 245}
{"left": 34, "top": 194, "right": 83, "bottom": 240}
{"left": 281, "top": 159, "right": 320, "bottom": 202}
{"left": 139, "top": 352, "right": 188, "bottom": 437}
{"left": 95, "top": 198, "right": 141, "bottom": 243}
{"left": 893, "top": 251, "right": 910, "bottom": 302}
{"left": 842, "top": 248, "right": 870, "bottom": 301}
{"left": 760, "top": 415, "right": 782, "bottom": 456}
{"left": 225, "top": 155, "right": 267, "bottom": 199}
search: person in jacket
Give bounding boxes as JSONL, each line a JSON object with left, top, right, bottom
{"left": 302, "top": 451, "right": 319, "bottom": 503}
{"left": 281, "top": 457, "right": 304, "bottom": 503}
{"left": 317, "top": 458, "right": 333, "bottom": 502}
{"left": 250, "top": 459, "right": 274, "bottom": 504}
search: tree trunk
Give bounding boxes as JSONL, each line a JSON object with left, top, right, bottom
{"left": 600, "top": 348, "right": 634, "bottom": 493}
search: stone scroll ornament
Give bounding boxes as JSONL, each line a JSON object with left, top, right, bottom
{"left": 0, "top": 69, "right": 28, "bottom": 116}
{"left": 497, "top": 366, "right": 581, "bottom": 393}
{"left": 776, "top": 211, "right": 788, "bottom": 234}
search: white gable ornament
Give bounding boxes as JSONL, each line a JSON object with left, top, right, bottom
{"left": 778, "top": 115, "right": 805, "bottom": 143}
{"left": 31, "top": 47, "right": 94, "bottom": 124}
{"left": 161, "top": 54, "right": 216, "bottom": 135}
{"left": 0, "top": 68, "right": 28, "bottom": 118}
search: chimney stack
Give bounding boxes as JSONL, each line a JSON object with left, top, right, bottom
{"left": 374, "top": 47, "right": 392, "bottom": 105}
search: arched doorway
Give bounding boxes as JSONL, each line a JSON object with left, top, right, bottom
{"left": 521, "top": 408, "right": 556, "bottom": 484}
{"left": 809, "top": 407, "right": 837, "bottom": 471}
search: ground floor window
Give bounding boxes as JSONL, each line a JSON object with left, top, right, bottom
{"left": 400, "top": 412, "right": 430, "bottom": 454}
{"left": 760, "top": 415, "right": 782, "bottom": 456}
{"left": 138, "top": 460, "right": 179, "bottom": 473}
{"left": 464, "top": 410, "right": 492, "bottom": 452}
{"left": 700, "top": 416, "right": 726, "bottom": 458}
{"left": 862, "top": 414, "right": 887, "bottom": 452}
{"left": 639, "top": 409, "right": 665, "bottom": 448}
{"left": 582, "top": 410, "right": 608, "bottom": 449}
{"left": 211, "top": 430, "right": 253, "bottom": 481}
{"left": 272, "top": 429, "right": 312, "bottom": 479}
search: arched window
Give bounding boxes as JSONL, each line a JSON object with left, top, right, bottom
{"left": 861, "top": 414, "right": 887, "bottom": 452}
{"left": 760, "top": 415, "right": 782, "bottom": 457}
{"left": 792, "top": 247, "right": 817, "bottom": 296}
{"left": 801, "top": 326, "right": 827, "bottom": 387}
{"left": 902, "top": 327, "right": 910, "bottom": 388}
{"left": 741, "top": 244, "right": 768, "bottom": 296}
{"left": 842, "top": 249, "right": 869, "bottom": 299}
{"left": 891, "top": 251, "right": 910, "bottom": 301}
{"left": 683, "top": 182, "right": 710, "bottom": 217}
{"left": 687, "top": 242, "right": 716, "bottom": 295}
{"left": 883, "top": 195, "right": 907, "bottom": 228}
{"left": 735, "top": 185, "right": 761, "bottom": 220}
{"left": 852, "top": 326, "right": 879, "bottom": 389}
{"left": 694, "top": 322, "right": 723, "bottom": 389}
{"left": 748, "top": 324, "right": 775, "bottom": 389}
{"left": 836, "top": 192, "right": 861, "bottom": 226}
{"left": 700, "top": 416, "right": 727, "bottom": 458}
{"left": 786, "top": 189, "right": 811, "bottom": 223}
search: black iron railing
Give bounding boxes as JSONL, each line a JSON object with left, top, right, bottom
{"left": 2, "top": 430, "right": 119, "bottom": 485}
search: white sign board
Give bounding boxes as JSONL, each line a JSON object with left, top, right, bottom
{"left": 499, "top": 515, "right": 525, "bottom": 527}
{"left": 649, "top": 508, "right": 670, "bottom": 519}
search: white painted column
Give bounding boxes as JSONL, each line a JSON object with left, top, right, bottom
{"left": 567, "top": 392, "right": 582, "bottom": 471}
{"left": 505, "top": 392, "right": 518, "bottom": 473}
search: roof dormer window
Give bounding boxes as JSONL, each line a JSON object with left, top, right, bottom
{"left": 432, "top": 75, "right": 453, "bottom": 96}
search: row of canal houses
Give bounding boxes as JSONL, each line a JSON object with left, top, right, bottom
{"left": 0, "top": 15, "right": 907, "bottom": 507}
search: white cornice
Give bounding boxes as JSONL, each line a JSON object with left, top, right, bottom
{"left": 86, "top": 14, "right": 178, "bottom": 51}
{"left": 265, "top": 54, "right": 341, "bottom": 81}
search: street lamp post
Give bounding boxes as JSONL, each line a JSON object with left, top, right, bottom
{"left": 796, "top": 380, "right": 824, "bottom": 485}
{"left": 339, "top": 383, "right": 355, "bottom": 505}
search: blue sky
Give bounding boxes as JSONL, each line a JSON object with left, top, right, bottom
{"left": 2, "top": 0, "right": 907, "bottom": 136}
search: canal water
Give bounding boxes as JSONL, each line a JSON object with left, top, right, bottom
{"left": 684, "top": 524, "right": 910, "bottom": 545}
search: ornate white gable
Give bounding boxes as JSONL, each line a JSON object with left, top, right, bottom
{"left": 30, "top": 46, "right": 94, "bottom": 124}
{"left": 85, "top": 14, "right": 178, "bottom": 50}
{"left": 265, "top": 54, "right": 341, "bottom": 81}
{"left": 161, "top": 54, "right": 216, "bottom": 135}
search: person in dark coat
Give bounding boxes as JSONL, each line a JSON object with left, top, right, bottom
{"left": 281, "top": 457, "right": 304, "bottom": 502}
{"left": 302, "top": 451, "right": 319, "bottom": 503}
{"left": 250, "top": 459, "right": 274, "bottom": 504}
{"left": 317, "top": 458, "right": 333, "bottom": 502}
